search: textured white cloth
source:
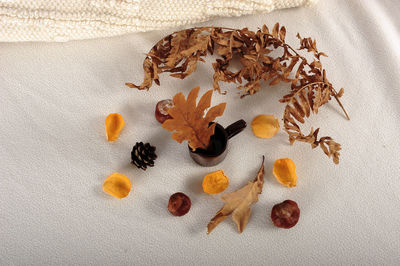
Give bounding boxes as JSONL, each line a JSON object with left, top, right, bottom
{"left": 1, "top": 0, "right": 400, "bottom": 265}
{"left": 0, "top": 0, "right": 316, "bottom": 42}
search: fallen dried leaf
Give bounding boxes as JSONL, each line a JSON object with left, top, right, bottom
{"left": 207, "top": 156, "right": 265, "bottom": 234}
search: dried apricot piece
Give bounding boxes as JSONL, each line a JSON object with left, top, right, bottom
{"left": 202, "top": 170, "right": 229, "bottom": 194}
{"left": 103, "top": 172, "right": 131, "bottom": 199}
{"left": 251, "top": 114, "right": 280, "bottom": 139}
{"left": 105, "top": 113, "right": 125, "bottom": 142}
{"left": 273, "top": 158, "right": 297, "bottom": 187}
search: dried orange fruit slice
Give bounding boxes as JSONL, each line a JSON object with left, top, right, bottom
{"left": 103, "top": 172, "right": 131, "bottom": 198}
{"left": 251, "top": 114, "right": 280, "bottom": 139}
{"left": 202, "top": 170, "right": 229, "bottom": 194}
{"left": 273, "top": 158, "right": 297, "bottom": 187}
{"left": 105, "top": 113, "right": 125, "bottom": 142}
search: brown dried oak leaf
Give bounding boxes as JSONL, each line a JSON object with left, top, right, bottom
{"left": 207, "top": 156, "right": 265, "bottom": 234}
{"left": 162, "top": 86, "right": 226, "bottom": 151}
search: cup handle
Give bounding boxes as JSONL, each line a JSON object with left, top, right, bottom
{"left": 225, "top": 119, "right": 247, "bottom": 139}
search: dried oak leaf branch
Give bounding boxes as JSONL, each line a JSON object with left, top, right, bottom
{"left": 126, "top": 24, "right": 349, "bottom": 164}
{"left": 207, "top": 156, "right": 265, "bottom": 234}
{"left": 162, "top": 86, "right": 226, "bottom": 151}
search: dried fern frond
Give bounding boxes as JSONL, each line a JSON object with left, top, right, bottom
{"left": 280, "top": 81, "right": 346, "bottom": 164}
{"left": 127, "top": 24, "right": 350, "bottom": 164}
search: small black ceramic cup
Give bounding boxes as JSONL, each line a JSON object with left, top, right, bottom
{"left": 189, "top": 119, "right": 246, "bottom": 167}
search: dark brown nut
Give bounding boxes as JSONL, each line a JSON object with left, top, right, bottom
{"left": 168, "top": 192, "right": 191, "bottom": 216}
{"left": 271, "top": 200, "right": 300, "bottom": 229}
{"left": 155, "top": 99, "right": 173, "bottom": 124}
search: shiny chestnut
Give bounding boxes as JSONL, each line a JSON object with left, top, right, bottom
{"left": 155, "top": 99, "right": 173, "bottom": 124}
{"left": 271, "top": 200, "right": 300, "bottom": 229}
{"left": 168, "top": 192, "right": 191, "bottom": 216}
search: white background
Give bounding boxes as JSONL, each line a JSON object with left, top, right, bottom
{"left": 1, "top": 0, "right": 400, "bottom": 265}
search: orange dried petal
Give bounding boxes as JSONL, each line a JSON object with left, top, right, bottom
{"left": 251, "top": 114, "right": 280, "bottom": 139}
{"left": 202, "top": 170, "right": 229, "bottom": 194}
{"left": 273, "top": 158, "right": 297, "bottom": 187}
{"left": 103, "top": 172, "right": 132, "bottom": 198}
{"left": 105, "top": 113, "right": 125, "bottom": 142}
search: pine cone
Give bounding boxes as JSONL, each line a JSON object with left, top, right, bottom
{"left": 131, "top": 142, "right": 157, "bottom": 170}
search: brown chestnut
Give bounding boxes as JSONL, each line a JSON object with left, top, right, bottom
{"left": 168, "top": 192, "right": 191, "bottom": 216}
{"left": 271, "top": 200, "right": 300, "bottom": 229}
{"left": 155, "top": 99, "right": 173, "bottom": 124}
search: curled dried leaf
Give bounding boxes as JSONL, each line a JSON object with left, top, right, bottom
{"left": 207, "top": 156, "right": 265, "bottom": 234}
{"left": 337, "top": 88, "right": 344, "bottom": 98}
{"left": 279, "top": 26, "right": 286, "bottom": 42}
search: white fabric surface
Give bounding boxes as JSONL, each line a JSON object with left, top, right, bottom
{"left": 1, "top": 0, "right": 400, "bottom": 265}
{"left": 0, "top": 0, "right": 316, "bottom": 42}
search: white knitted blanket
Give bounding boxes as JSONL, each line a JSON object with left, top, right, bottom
{"left": 0, "top": 0, "right": 317, "bottom": 42}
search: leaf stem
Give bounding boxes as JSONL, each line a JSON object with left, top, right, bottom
{"left": 331, "top": 88, "right": 350, "bottom": 120}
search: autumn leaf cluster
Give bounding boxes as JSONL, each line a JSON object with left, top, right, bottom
{"left": 127, "top": 23, "right": 349, "bottom": 164}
